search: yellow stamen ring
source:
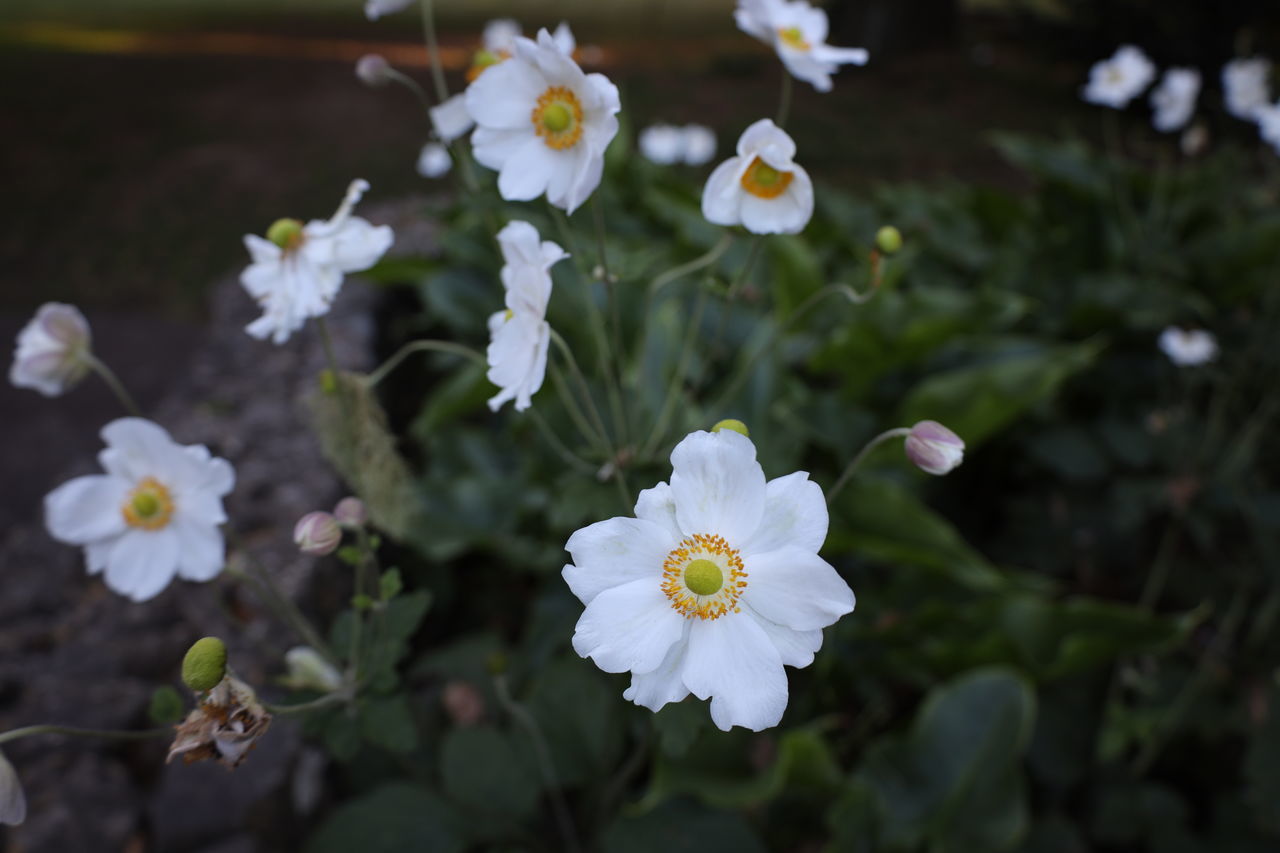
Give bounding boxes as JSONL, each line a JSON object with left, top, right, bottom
{"left": 532, "top": 86, "right": 584, "bottom": 150}
{"left": 740, "top": 156, "right": 795, "bottom": 200}
{"left": 662, "top": 533, "right": 748, "bottom": 620}
{"left": 122, "top": 477, "right": 175, "bottom": 530}
{"left": 777, "top": 26, "right": 810, "bottom": 51}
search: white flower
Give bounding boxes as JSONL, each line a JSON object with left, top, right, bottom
{"left": 1257, "top": 102, "right": 1280, "bottom": 154}
{"left": 564, "top": 429, "right": 855, "bottom": 731}
{"left": 1082, "top": 45, "right": 1156, "bottom": 108}
{"left": 364, "top": 0, "right": 411, "bottom": 21}
{"left": 1150, "top": 68, "right": 1200, "bottom": 132}
{"left": 1158, "top": 327, "right": 1218, "bottom": 366}
{"left": 354, "top": 53, "right": 391, "bottom": 87}
{"left": 239, "top": 179, "right": 393, "bottom": 344}
{"left": 10, "top": 302, "right": 93, "bottom": 397}
{"left": 550, "top": 21, "right": 576, "bottom": 57}
{"left": 0, "top": 749, "right": 24, "bottom": 827}
{"left": 417, "top": 142, "right": 453, "bottom": 178}
{"left": 484, "top": 18, "right": 522, "bottom": 54}
{"left": 702, "top": 118, "right": 813, "bottom": 234}
{"left": 904, "top": 421, "right": 965, "bottom": 475}
{"left": 486, "top": 221, "right": 568, "bottom": 412}
{"left": 1223, "top": 58, "right": 1271, "bottom": 121}
{"left": 735, "top": 0, "right": 868, "bottom": 93}
{"left": 639, "top": 124, "right": 685, "bottom": 165}
{"left": 430, "top": 93, "right": 474, "bottom": 143}
{"left": 283, "top": 646, "right": 343, "bottom": 692}
{"left": 466, "top": 29, "right": 621, "bottom": 214}
{"left": 682, "top": 124, "right": 717, "bottom": 165}
{"left": 44, "top": 418, "right": 235, "bottom": 602}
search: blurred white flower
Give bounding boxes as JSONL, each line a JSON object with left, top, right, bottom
{"left": 354, "top": 53, "right": 391, "bottom": 87}
{"left": 466, "top": 29, "right": 620, "bottom": 214}
{"left": 1257, "top": 102, "right": 1280, "bottom": 154}
{"left": 682, "top": 124, "right": 717, "bottom": 165}
{"left": 484, "top": 18, "right": 522, "bottom": 54}
{"left": 1159, "top": 327, "right": 1218, "bottom": 366}
{"left": 364, "top": 0, "right": 411, "bottom": 21}
{"left": 1223, "top": 57, "right": 1271, "bottom": 121}
{"left": 239, "top": 180, "right": 393, "bottom": 344}
{"left": 702, "top": 118, "right": 813, "bottom": 234}
{"left": 283, "top": 646, "right": 343, "bottom": 692}
{"left": 0, "top": 749, "right": 24, "bottom": 827}
{"left": 1082, "top": 45, "right": 1155, "bottom": 108}
{"left": 563, "top": 428, "right": 854, "bottom": 731}
{"left": 639, "top": 124, "right": 684, "bottom": 165}
{"left": 44, "top": 418, "right": 235, "bottom": 602}
{"left": 551, "top": 21, "right": 576, "bottom": 56}
{"left": 1180, "top": 122, "right": 1209, "bottom": 156}
{"left": 417, "top": 142, "right": 453, "bottom": 178}
{"left": 486, "top": 221, "right": 569, "bottom": 412}
{"left": 1150, "top": 68, "right": 1200, "bottom": 132}
{"left": 430, "top": 93, "right": 474, "bottom": 143}
{"left": 9, "top": 302, "right": 92, "bottom": 397}
{"left": 735, "top": 0, "right": 868, "bottom": 93}
{"left": 904, "top": 421, "right": 965, "bottom": 476}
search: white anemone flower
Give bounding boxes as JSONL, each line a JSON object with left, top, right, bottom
{"left": 1150, "top": 68, "right": 1200, "bottom": 132}
{"left": 239, "top": 180, "right": 394, "bottom": 345}
{"left": 564, "top": 428, "right": 855, "bottom": 731}
{"left": 1158, "top": 327, "right": 1218, "bottom": 367}
{"left": 364, "top": 0, "right": 411, "bottom": 21}
{"left": 44, "top": 418, "right": 235, "bottom": 602}
{"left": 682, "top": 124, "right": 718, "bottom": 165}
{"left": 0, "top": 749, "right": 24, "bottom": 827}
{"left": 417, "top": 142, "right": 453, "bottom": 178}
{"left": 735, "top": 0, "right": 868, "bottom": 93}
{"left": 639, "top": 124, "right": 685, "bottom": 165}
{"left": 486, "top": 221, "right": 569, "bottom": 412}
{"left": 466, "top": 29, "right": 620, "bottom": 214}
{"left": 1223, "top": 58, "right": 1271, "bottom": 121}
{"left": 10, "top": 302, "right": 93, "bottom": 397}
{"left": 430, "top": 94, "right": 474, "bottom": 143}
{"left": 1258, "top": 103, "right": 1280, "bottom": 154}
{"left": 1082, "top": 45, "right": 1156, "bottom": 108}
{"left": 702, "top": 118, "right": 813, "bottom": 234}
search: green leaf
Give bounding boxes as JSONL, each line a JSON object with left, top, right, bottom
{"left": 359, "top": 694, "right": 420, "bottom": 754}
{"left": 379, "top": 568, "right": 403, "bottom": 602}
{"left": 148, "top": 686, "right": 185, "bottom": 725}
{"left": 653, "top": 698, "right": 708, "bottom": 758}
{"left": 524, "top": 657, "right": 624, "bottom": 786}
{"left": 306, "top": 783, "right": 463, "bottom": 853}
{"left": 602, "top": 799, "right": 768, "bottom": 853}
{"left": 439, "top": 725, "right": 542, "bottom": 820}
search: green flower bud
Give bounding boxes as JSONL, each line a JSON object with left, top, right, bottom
{"left": 182, "top": 637, "right": 228, "bottom": 693}
{"left": 875, "top": 226, "right": 903, "bottom": 255}
{"left": 711, "top": 419, "right": 750, "bottom": 437}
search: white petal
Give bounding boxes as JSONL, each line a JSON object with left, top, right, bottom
{"left": 737, "top": 118, "right": 796, "bottom": 161}
{"left": 742, "top": 470, "right": 828, "bottom": 555}
{"left": 563, "top": 516, "right": 675, "bottom": 604}
{"left": 780, "top": 53, "right": 833, "bottom": 92}
{"left": 742, "top": 547, "right": 854, "bottom": 631}
{"left": 701, "top": 156, "right": 748, "bottom": 226}
{"left": 175, "top": 520, "right": 226, "bottom": 582}
{"left": 555, "top": 143, "right": 605, "bottom": 214}
{"left": 104, "top": 528, "right": 180, "bottom": 602}
{"left": 44, "top": 475, "right": 129, "bottom": 544}
{"left": 98, "top": 418, "right": 181, "bottom": 480}
{"left": 623, "top": 631, "right": 691, "bottom": 711}
{"left": 85, "top": 540, "right": 112, "bottom": 575}
{"left": 682, "top": 613, "right": 788, "bottom": 731}
{"left": 571, "top": 578, "right": 686, "bottom": 674}
{"left": 0, "top": 749, "right": 25, "bottom": 827}
{"left": 471, "top": 127, "right": 532, "bottom": 172}
{"left": 429, "top": 93, "right": 475, "bottom": 142}
{"left": 633, "top": 481, "right": 682, "bottom": 543}
{"left": 497, "top": 138, "right": 556, "bottom": 201}
{"left": 314, "top": 218, "right": 393, "bottom": 273}
{"left": 745, "top": 603, "right": 824, "bottom": 667}
{"left": 669, "top": 429, "right": 766, "bottom": 544}
{"left": 738, "top": 167, "right": 813, "bottom": 235}
{"left": 466, "top": 58, "right": 544, "bottom": 130}
{"left": 813, "top": 45, "right": 869, "bottom": 66}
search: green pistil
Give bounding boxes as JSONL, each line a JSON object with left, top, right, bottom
{"left": 684, "top": 559, "right": 724, "bottom": 596}
{"left": 541, "top": 103, "right": 572, "bottom": 133}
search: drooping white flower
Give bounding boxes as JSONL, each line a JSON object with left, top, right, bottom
{"left": 364, "top": 0, "right": 411, "bottom": 21}
{"left": 735, "top": 0, "right": 868, "bottom": 93}
{"left": 44, "top": 418, "right": 235, "bottom": 602}
{"left": 564, "top": 428, "right": 855, "bottom": 731}
{"left": 1257, "top": 102, "right": 1280, "bottom": 154}
{"left": 1082, "top": 45, "right": 1156, "bottom": 108}
{"left": 486, "top": 221, "right": 569, "bottom": 412}
{"left": 904, "top": 421, "right": 965, "bottom": 475}
{"left": 1223, "top": 57, "right": 1271, "bottom": 121}
{"left": 702, "top": 118, "right": 813, "bottom": 234}
{"left": 417, "top": 142, "right": 453, "bottom": 178}
{"left": 239, "top": 180, "right": 393, "bottom": 345}
{"left": 1150, "top": 68, "right": 1200, "bottom": 132}
{"left": 1158, "top": 327, "right": 1218, "bottom": 366}
{"left": 294, "top": 511, "right": 342, "bottom": 556}
{"left": 466, "top": 29, "right": 620, "bottom": 214}
{"left": 682, "top": 124, "right": 718, "bottom": 165}
{"left": 0, "top": 749, "right": 24, "bottom": 827}
{"left": 430, "top": 93, "right": 474, "bottom": 143}
{"left": 10, "top": 302, "right": 93, "bottom": 397}
{"left": 639, "top": 124, "right": 685, "bottom": 165}
{"left": 354, "top": 53, "right": 392, "bottom": 87}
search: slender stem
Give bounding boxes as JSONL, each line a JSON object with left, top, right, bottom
{"left": 591, "top": 196, "right": 613, "bottom": 284}
{"left": 0, "top": 725, "right": 170, "bottom": 745}
{"left": 1137, "top": 523, "right": 1180, "bottom": 611}
{"left": 647, "top": 233, "right": 733, "bottom": 299}
{"left": 365, "top": 339, "right": 485, "bottom": 388}
{"left": 776, "top": 68, "right": 793, "bottom": 127}
{"left": 826, "top": 428, "right": 912, "bottom": 505}
{"left": 384, "top": 67, "right": 435, "bottom": 127}
{"left": 640, "top": 289, "right": 708, "bottom": 459}
{"left": 530, "top": 408, "right": 596, "bottom": 475}
{"left": 726, "top": 236, "right": 765, "bottom": 302}
{"left": 550, "top": 329, "right": 613, "bottom": 459}
{"left": 591, "top": 196, "right": 629, "bottom": 446}
{"left": 418, "top": 0, "right": 449, "bottom": 103}
{"left": 494, "top": 675, "right": 583, "bottom": 853}
{"left": 85, "top": 354, "right": 142, "bottom": 417}
{"left": 315, "top": 316, "right": 343, "bottom": 379}
{"left": 265, "top": 692, "right": 351, "bottom": 717}
{"left": 549, "top": 362, "right": 607, "bottom": 454}
{"left": 226, "top": 538, "right": 341, "bottom": 669}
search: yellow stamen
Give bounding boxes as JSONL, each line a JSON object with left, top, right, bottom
{"left": 662, "top": 533, "right": 748, "bottom": 620}
{"left": 777, "top": 26, "right": 810, "bottom": 51}
{"left": 740, "top": 156, "right": 795, "bottom": 199}
{"left": 122, "top": 477, "right": 175, "bottom": 530}
{"left": 531, "top": 86, "right": 584, "bottom": 150}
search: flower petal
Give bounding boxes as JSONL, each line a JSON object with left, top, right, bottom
{"left": 98, "top": 418, "right": 181, "bottom": 481}
{"left": 104, "top": 527, "right": 179, "bottom": 602}
{"left": 742, "top": 470, "right": 828, "bottom": 555}
{"left": 498, "top": 138, "right": 556, "bottom": 201}
{"left": 737, "top": 118, "right": 795, "bottom": 161}
{"left": 44, "top": 475, "right": 129, "bottom": 544}
{"left": 563, "top": 516, "right": 674, "bottom": 604}
{"left": 465, "top": 57, "right": 544, "bottom": 130}
{"left": 682, "top": 612, "right": 788, "bottom": 731}
{"left": 669, "top": 429, "right": 766, "bottom": 545}
{"left": 570, "top": 578, "right": 685, "bottom": 675}
{"left": 745, "top": 603, "right": 824, "bottom": 667}
{"left": 742, "top": 547, "right": 854, "bottom": 631}
{"left": 633, "top": 481, "right": 682, "bottom": 543}
{"left": 623, "top": 630, "right": 691, "bottom": 712}
{"left": 701, "top": 156, "right": 746, "bottom": 226}
{"left": 174, "top": 520, "right": 226, "bottom": 582}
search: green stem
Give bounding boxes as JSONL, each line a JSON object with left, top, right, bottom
{"left": 826, "top": 428, "right": 912, "bottom": 505}
{"left": 776, "top": 68, "right": 793, "bottom": 127}
{"left": 85, "top": 354, "right": 142, "bottom": 417}
{"left": 550, "top": 329, "right": 613, "bottom": 461}
{"left": 384, "top": 67, "right": 435, "bottom": 127}
{"left": 226, "top": 541, "right": 341, "bottom": 669}
{"left": 549, "top": 362, "right": 607, "bottom": 454}
{"left": 265, "top": 692, "right": 351, "bottom": 717}
{"left": 1137, "top": 523, "right": 1180, "bottom": 611}
{"left": 530, "top": 408, "right": 596, "bottom": 475}
{"left": 0, "top": 725, "right": 170, "bottom": 745}
{"left": 417, "top": 0, "right": 449, "bottom": 104}
{"left": 640, "top": 289, "right": 708, "bottom": 459}
{"left": 647, "top": 233, "right": 733, "bottom": 299}
{"left": 726, "top": 235, "right": 765, "bottom": 302}
{"left": 364, "top": 339, "right": 485, "bottom": 388}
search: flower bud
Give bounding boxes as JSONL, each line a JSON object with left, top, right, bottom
{"left": 875, "top": 226, "right": 903, "bottom": 255}
{"left": 9, "top": 302, "right": 93, "bottom": 397}
{"left": 283, "top": 646, "right": 343, "bottom": 692}
{"left": 0, "top": 749, "right": 26, "bottom": 827}
{"left": 442, "top": 680, "right": 486, "bottom": 727}
{"left": 711, "top": 418, "right": 750, "bottom": 437}
{"left": 416, "top": 142, "right": 452, "bottom": 179}
{"left": 332, "top": 496, "right": 368, "bottom": 527}
{"left": 294, "top": 511, "right": 342, "bottom": 556}
{"left": 182, "top": 636, "right": 228, "bottom": 692}
{"left": 904, "top": 420, "right": 965, "bottom": 475}
{"left": 355, "top": 53, "right": 392, "bottom": 87}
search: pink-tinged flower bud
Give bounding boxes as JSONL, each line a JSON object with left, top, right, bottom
{"left": 332, "top": 496, "right": 367, "bottom": 527}
{"left": 355, "top": 53, "right": 392, "bottom": 87}
{"left": 293, "top": 512, "right": 342, "bottom": 556}
{"left": 9, "top": 302, "right": 92, "bottom": 397}
{"left": 904, "top": 420, "right": 965, "bottom": 475}
{"left": 442, "top": 680, "right": 485, "bottom": 727}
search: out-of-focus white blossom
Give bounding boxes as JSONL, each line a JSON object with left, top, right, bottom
{"left": 1082, "top": 45, "right": 1156, "bottom": 108}
{"left": 354, "top": 53, "right": 392, "bottom": 87}
{"left": 9, "top": 302, "right": 93, "bottom": 397}
{"left": 639, "top": 124, "right": 718, "bottom": 166}
{"left": 364, "top": 0, "right": 411, "bottom": 21}
{"left": 1150, "top": 68, "right": 1200, "bottom": 132}
{"left": 1158, "top": 327, "right": 1218, "bottom": 366}
{"left": 430, "top": 93, "right": 474, "bottom": 143}
{"left": 1223, "top": 57, "right": 1271, "bottom": 121}
{"left": 735, "top": 0, "right": 868, "bottom": 92}
{"left": 0, "top": 750, "right": 24, "bottom": 827}
{"left": 702, "top": 118, "right": 813, "bottom": 234}
{"left": 417, "top": 142, "right": 453, "bottom": 178}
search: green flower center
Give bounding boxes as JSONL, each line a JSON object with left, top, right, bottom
{"left": 541, "top": 103, "right": 573, "bottom": 133}
{"left": 122, "top": 476, "right": 175, "bottom": 530}
{"left": 684, "top": 558, "right": 724, "bottom": 596}
{"left": 266, "top": 217, "right": 305, "bottom": 251}
{"left": 132, "top": 492, "right": 160, "bottom": 518}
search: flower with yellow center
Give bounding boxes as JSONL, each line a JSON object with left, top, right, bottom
{"left": 1082, "top": 45, "right": 1155, "bottom": 108}
{"left": 45, "top": 418, "right": 235, "bottom": 602}
{"left": 465, "top": 28, "right": 620, "bottom": 214}
{"left": 563, "top": 428, "right": 855, "bottom": 732}
{"left": 703, "top": 118, "right": 814, "bottom": 234}
{"left": 735, "top": 0, "right": 868, "bottom": 92}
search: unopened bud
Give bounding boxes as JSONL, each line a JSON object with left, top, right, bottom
{"left": 283, "top": 647, "right": 343, "bottom": 692}
{"left": 711, "top": 419, "right": 750, "bottom": 437}
{"left": 355, "top": 53, "right": 392, "bottom": 87}
{"left": 333, "top": 496, "right": 368, "bottom": 527}
{"left": 182, "top": 636, "right": 228, "bottom": 692}
{"left": 294, "top": 511, "right": 342, "bottom": 556}
{"left": 442, "top": 681, "right": 486, "bottom": 727}
{"left": 875, "top": 226, "right": 903, "bottom": 255}
{"left": 904, "top": 420, "right": 965, "bottom": 475}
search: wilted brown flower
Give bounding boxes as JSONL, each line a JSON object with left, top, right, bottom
{"left": 167, "top": 676, "right": 271, "bottom": 769}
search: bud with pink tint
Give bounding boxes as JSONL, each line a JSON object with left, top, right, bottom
{"left": 904, "top": 420, "right": 965, "bottom": 475}
{"left": 333, "top": 496, "right": 368, "bottom": 527}
{"left": 10, "top": 302, "right": 93, "bottom": 397}
{"left": 294, "top": 511, "right": 342, "bottom": 556}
